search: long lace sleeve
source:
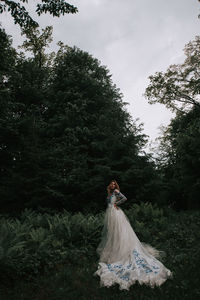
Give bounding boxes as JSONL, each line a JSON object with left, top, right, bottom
{"left": 114, "top": 191, "right": 127, "bottom": 205}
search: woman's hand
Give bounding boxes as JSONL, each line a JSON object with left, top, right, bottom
{"left": 114, "top": 203, "right": 119, "bottom": 210}
{"left": 114, "top": 189, "right": 120, "bottom": 194}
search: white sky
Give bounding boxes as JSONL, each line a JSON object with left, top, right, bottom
{"left": 1, "top": 0, "right": 200, "bottom": 149}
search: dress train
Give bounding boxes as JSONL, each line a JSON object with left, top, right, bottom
{"left": 93, "top": 199, "right": 172, "bottom": 290}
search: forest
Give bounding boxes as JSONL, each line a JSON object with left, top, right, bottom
{"left": 0, "top": 1, "right": 200, "bottom": 299}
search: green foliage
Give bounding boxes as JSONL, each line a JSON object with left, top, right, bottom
{"left": 0, "top": 27, "right": 16, "bottom": 79}
{"left": 0, "top": 204, "right": 199, "bottom": 300}
{"left": 44, "top": 44, "right": 154, "bottom": 211}
{"left": 0, "top": 28, "right": 50, "bottom": 212}
{"left": 145, "top": 35, "right": 200, "bottom": 209}
{"left": 19, "top": 25, "right": 55, "bottom": 68}
{"left": 0, "top": 27, "right": 160, "bottom": 214}
{"left": 155, "top": 107, "right": 200, "bottom": 209}
{"left": 0, "top": 207, "right": 102, "bottom": 280}
{"left": 145, "top": 36, "right": 200, "bottom": 113}
{"left": 0, "top": 0, "right": 78, "bottom": 29}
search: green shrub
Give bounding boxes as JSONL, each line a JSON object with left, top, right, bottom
{"left": 0, "top": 204, "right": 199, "bottom": 300}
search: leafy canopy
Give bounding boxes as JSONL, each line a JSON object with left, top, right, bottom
{"left": 145, "top": 36, "right": 200, "bottom": 113}
{"left": 0, "top": 0, "right": 78, "bottom": 29}
{"left": 0, "top": 26, "right": 160, "bottom": 213}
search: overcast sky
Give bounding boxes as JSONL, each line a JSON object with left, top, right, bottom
{"left": 1, "top": 0, "right": 200, "bottom": 149}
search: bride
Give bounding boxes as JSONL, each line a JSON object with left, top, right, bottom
{"left": 93, "top": 180, "right": 172, "bottom": 291}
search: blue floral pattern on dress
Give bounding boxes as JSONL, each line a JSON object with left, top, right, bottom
{"left": 133, "top": 249, "right": 160, "bottom": 274}
{"left": 106, "top": 249, "right": 160, "bottom": 281}
{"left": 107, "top": 263, "right": 132, "bottom": 282}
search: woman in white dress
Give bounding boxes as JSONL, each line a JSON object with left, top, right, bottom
{"left": 94, "top": 180, "right": 172, "bottom": 291}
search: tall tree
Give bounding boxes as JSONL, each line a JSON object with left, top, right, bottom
{"left": 0, "top": 29, "right": 160, "bottom": 214}
{"left": 0, "top": 26, "right": 49, "bottom": 213}
{"left": 19, "top": 25, "right": 55, "bottom": 68}
{"left": 145, "top": 36, "right": 200, "bottom": 113}
{"left": 145, "top": 36, "right": 200, "bottom": 210}
{"left": 43, "top": 45, "right": 149, "bottom": 212}
{"left": 155, "top": 107, "right": 200, "bottom": 210}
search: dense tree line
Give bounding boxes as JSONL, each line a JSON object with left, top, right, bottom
{"left": 145, "top": 36, "right": 200, "bottom": 210}
{"left": 0, "top": 26, "right": 161, "bottom": 214}
{"left": 1, "top": 16, "right": 200, "bottom": 213}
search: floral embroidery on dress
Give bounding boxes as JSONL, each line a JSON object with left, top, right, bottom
{"left": 133, "top": 249, "right": 160, "bottom": 274}
{"left": 106, "top": 249, "right": 161, "bottom": 282}
{"left": 106, "top": 263, "right": 132, "bottom": 282}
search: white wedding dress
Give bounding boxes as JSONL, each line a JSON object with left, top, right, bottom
{"left": 93, "top": 190, "right": 172, "bottom": 290}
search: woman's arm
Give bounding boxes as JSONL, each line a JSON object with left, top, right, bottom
{"left": 114, "top": 189, "right": 127, "bottom": 205}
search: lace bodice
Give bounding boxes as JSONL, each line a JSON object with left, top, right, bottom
{"left": 106, "top": 190, "right": 127, "bottom": 206}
